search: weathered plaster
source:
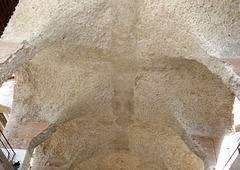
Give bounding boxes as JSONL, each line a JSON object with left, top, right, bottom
{"left": 0, "top": 0, "right": 239, "bottom": 169}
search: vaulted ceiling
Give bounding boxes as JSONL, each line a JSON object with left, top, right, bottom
{"left": 0, "top": 0, "right": 240, "bottom": 169}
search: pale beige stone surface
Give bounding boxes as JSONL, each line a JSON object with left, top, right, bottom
{"left": 134, "top": 57, "right": 234, "bottom": 137}
{"left": 33, "top": 118, "right": 203, "bottom": 169}
{"left": 0, "top": 0, "right": 239, "bottom": 169}
{"left": 31, "top": 167, "right": 67, "bottom": 170}
{"left": 31, "top": 166, "right": 67, "bottom": 170}
{"left": 12, "top": 43, "right": 113, "bottom": 123}
{"left": 33, "top": 114, "right": 118, "bottom": 168}
{"left": 129, "top": 123, "right": 204, "bottom": 170}
{"left": 11, "top": 43, "right": 233, "bottom": 169}
{"left": 71, "top": 151, "right": 163, "bottom": 170}
{"left": 0, "top": 0, "right": 239, "bottom": 92}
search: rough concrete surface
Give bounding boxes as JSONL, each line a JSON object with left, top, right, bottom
{"left": 0, "top": 0, "right": 239, "bottom": 169}
{"left": 134, "top": 57, "right": 234, "bottom": 137}
{"left": 71, "top": 151, "right": 162, "bottom": 170}
{"left": 129, "top": 123, "right": 204, "bottom": 170}
{"left": 33, "top": 114, "right": 118, "bottom": 168}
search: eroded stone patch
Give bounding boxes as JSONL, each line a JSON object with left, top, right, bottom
{"left": 70, "top": 151, "right": 162, "bottom": 170}
{"left": 129, "top": 123, "right": 204, "bottom": 170}
{"left": 33, "top": 114, "right": 118, "bottom": 168}
{"left": 134, "top": 57, "right": 234, "bottom": 137}
{"left": 2, "top": 0, "right": 238, "bottom": 169}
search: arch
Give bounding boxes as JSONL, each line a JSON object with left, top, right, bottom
{"left": 0, "top": 1, "right": 239, "bottom": 169}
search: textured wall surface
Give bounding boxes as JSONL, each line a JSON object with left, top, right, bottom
{"left": 134, "top": 57, "right": 234, "bottom": 137}
{"left": 12, "top": 43, "right": 113, "bottom": 123}
{"left": 71, "top": 152, "right": 162, "bottom": 170}
{"left": 1, "top": 0, "right": 239, "bottom": 169}
{"left": 33, "top": 114, "right": 118, "bottom": 168}
{"left": 129, "top": 124, "right": 204, "bottom": 170}
{"left": 33, "top": 117, "right": 204, "bottom": 170}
